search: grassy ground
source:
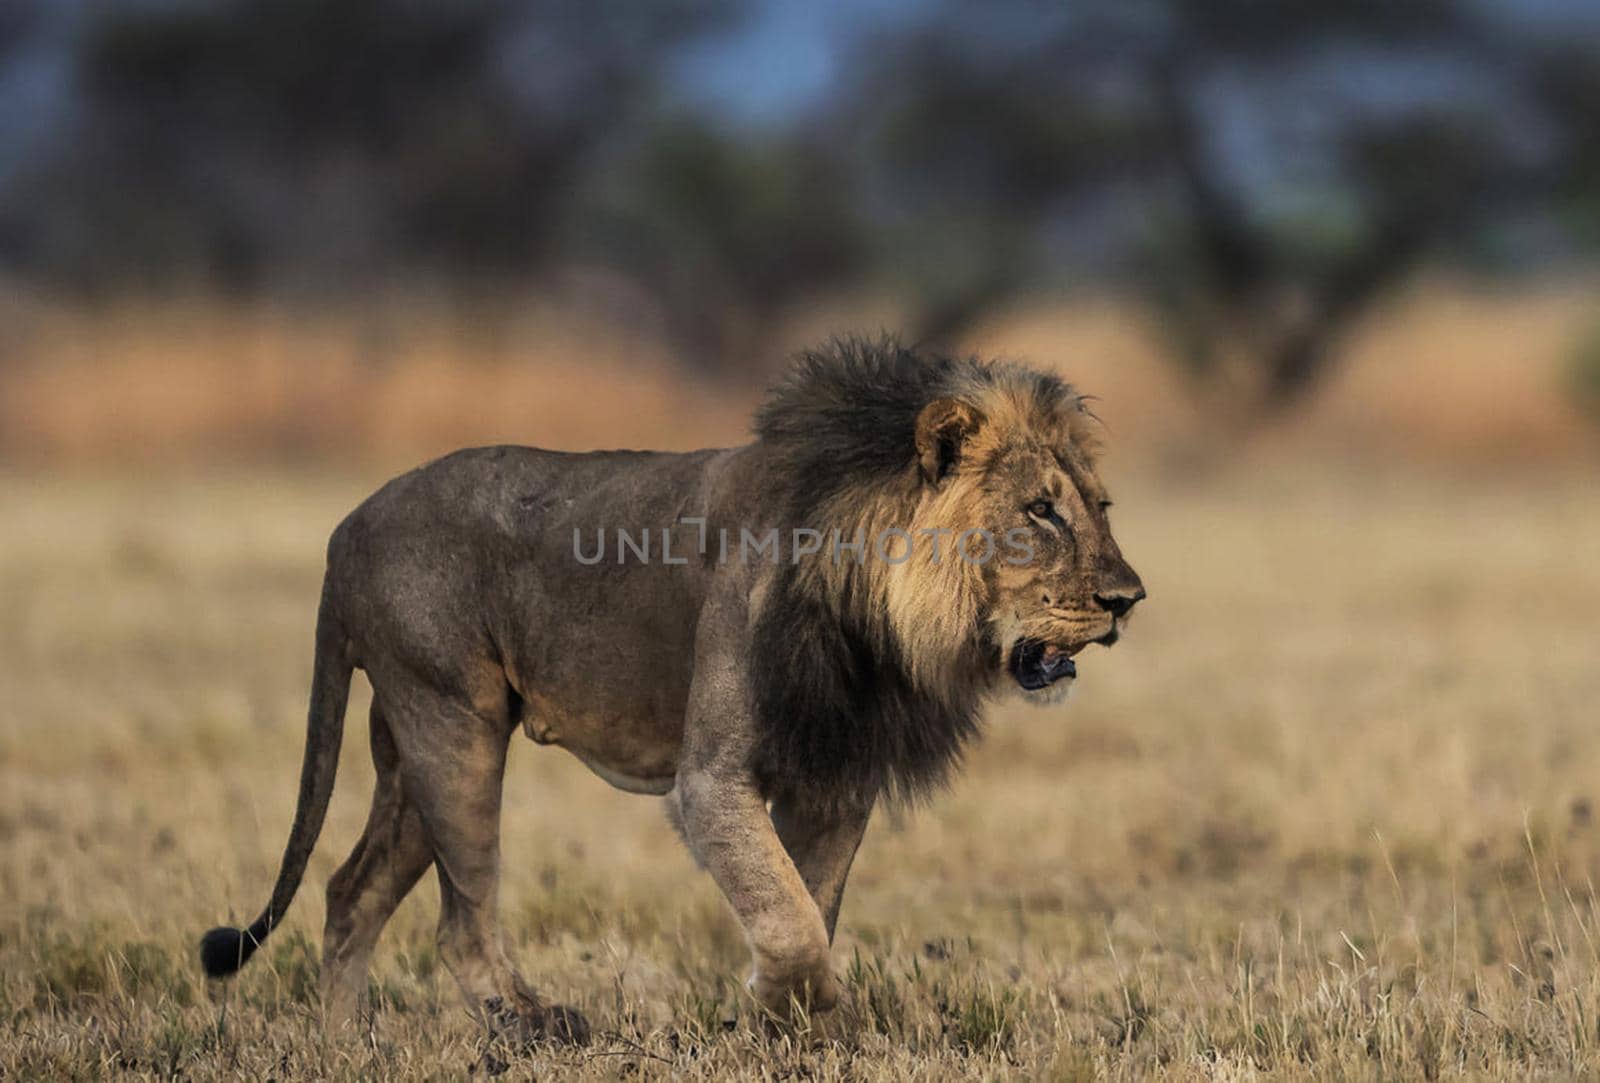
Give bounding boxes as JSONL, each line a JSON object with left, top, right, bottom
{"left": 5, "top": 278, "right": 1597, "bottom": 468}
{"left": 2, "top": 462, "right": 1599, "bottom": 1080}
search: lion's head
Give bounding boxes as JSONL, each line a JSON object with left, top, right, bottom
{"left": 898, "top": 372, "right": 1144, "bottom": 701}
{"left": 751, "top": 336, "right": 1144, "bottom": 806}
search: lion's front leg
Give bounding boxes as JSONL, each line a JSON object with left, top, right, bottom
{"left": 678, "top": 579, "right": 839, "bottom": 1016}
{"left": 678, "top": 768, "right": 838, "bottom": 1013}
{"left": 771, "top": 795, "right": 872, "bottom": 944}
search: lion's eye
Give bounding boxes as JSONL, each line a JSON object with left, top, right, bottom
{"left": 1026, "top": 500, "right": 1055, "bottom": 520}
{"left": 1099, "top": 499, "right": 1113, "bottom": 511}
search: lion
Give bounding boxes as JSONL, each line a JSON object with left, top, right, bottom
{"left": 198, "top": 337, "right": 1144, "bottom": 1043}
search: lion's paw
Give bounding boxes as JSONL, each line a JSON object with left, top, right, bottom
{"left": 484, "top": 996, "right": 592, "bottom": 1047}
{"left": 747, "top": 959, "right": 840, "bottom": 1016}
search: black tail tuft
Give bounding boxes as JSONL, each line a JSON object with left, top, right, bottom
{"left": 199, "top": 924, "right": 261, "bottom": 978}
{"left": 198, "top": 593, "right": 353, "bottom": 982}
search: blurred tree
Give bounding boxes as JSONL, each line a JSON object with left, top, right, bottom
{"left": 836, "top": 0, "right": 1597, "bottom": 419}
{"left": 3, "top": 0, "right": 731, "bottom": 296}
{"left": 1, "top": 0, "right": 1599, "bottom": 413}
{"left": 573, "top": 119, "right": 864, "bottom": 367}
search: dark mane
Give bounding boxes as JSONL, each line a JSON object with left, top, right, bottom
{"left": 750, "top": 556, "right": 989, "bottom": 811}
{"left": 754, "top": 335, "right": 1078, "bottom": 518}
{"left": 746, "top": 337, "right": 1004, "bottom": 810}
{"left": 753, "top": 336, "right": 959, "bottom": 521}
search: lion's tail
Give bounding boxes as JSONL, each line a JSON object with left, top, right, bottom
{"left": 198, "top": 589, "right": 351, "bottom": 978}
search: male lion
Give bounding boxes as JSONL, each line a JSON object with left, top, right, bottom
{"left": 199, "top": 338, "right": 1144, "bottom": 1042}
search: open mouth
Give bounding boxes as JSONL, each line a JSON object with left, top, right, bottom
{"left": 1008, "top": 639, "right": 1078, "bottom": 691}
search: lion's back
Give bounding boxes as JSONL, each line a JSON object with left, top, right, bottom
{"left": 321, "top": 444, "right": 726, "bottom": 689}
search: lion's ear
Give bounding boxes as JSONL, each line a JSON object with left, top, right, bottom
{"left": 915, "top": 397, "right": 984, "bottom": 484}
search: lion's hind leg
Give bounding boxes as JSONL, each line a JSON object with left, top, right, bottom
{"left": 378, "top": 677, "right": 591, "bottom": 1046}
{"left": 321, "top": 701, "right": 434, "bottom": 1028}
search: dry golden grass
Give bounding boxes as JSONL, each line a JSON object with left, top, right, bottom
{"left": 3, "top": 457, "right": 1600, "bottom": 1080}
{"left": 4, "top": 276, "right": 1597, "bottom": 468}
{"left": 0, "top": 298, "right": 755, "bottom": 464}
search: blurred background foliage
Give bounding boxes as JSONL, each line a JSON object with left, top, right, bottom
{"left": 1, "top": 0, "right": 1599, "bottom": 443}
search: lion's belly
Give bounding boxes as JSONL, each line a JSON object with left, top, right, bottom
{"left": 518, "top": 691, "right": 683, "bottom": 795}
{"left": 562, "top": 750, "right": 677, "bottom": 795}
{"left": 497, "top": 463, "right": 717, "bottom": 796}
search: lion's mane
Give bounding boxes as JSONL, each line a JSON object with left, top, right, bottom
{"left": 748, "top": 336, "right": 1080, "bottom": 810}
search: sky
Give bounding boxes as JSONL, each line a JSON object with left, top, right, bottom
{"left": 666, "top": 0, "right": 919, "bottom": 127}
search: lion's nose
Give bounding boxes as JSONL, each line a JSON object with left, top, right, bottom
{"left": 1094, "top": 586, "right": 1145, "bottom": 619}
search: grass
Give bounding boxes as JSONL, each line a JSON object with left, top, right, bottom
{"left": 2, "top": 460, "right": 1599, "bottom": 1080}
{"left": 3, "top": 276, "right": 1597, "bottom": 468}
